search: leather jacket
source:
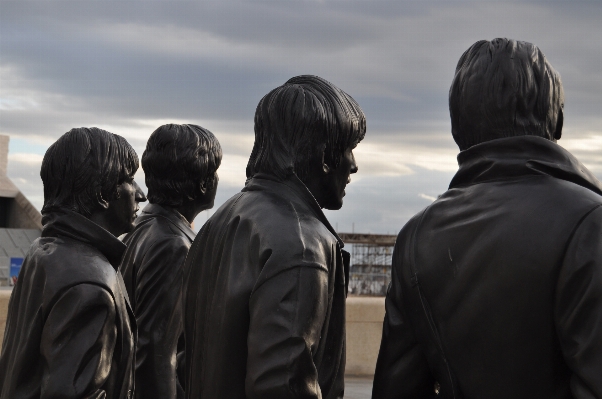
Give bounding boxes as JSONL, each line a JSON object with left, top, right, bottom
{"left": 183, "top": 173, "right": 349, "bottom": 399}
{"left": 120, "top": 203, "right": 194, "bottom": 399}
{"left": 0, "top": 209, "right": 135, "bottom": 399}
{"left": 373, "top": 136, "right": 602, "bottom": 399}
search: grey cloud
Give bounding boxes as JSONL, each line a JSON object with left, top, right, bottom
{"left": 324, "top": 168, "right": 455, "bottom": 234}
{"left": 2, "top": 0, "right": 602, "bottom": 232}
{"left": 1, "top": 1, "right": 427, "bottom": 49}
{"left": 3, "top": 1, "right": 601, "bottom": 133}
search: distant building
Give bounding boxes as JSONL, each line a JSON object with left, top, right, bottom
{"left": 339, "top": 232, "right": 396, "bottom": 296}
{"left": 0, "top": 135, "right": 42, "bottom": 284}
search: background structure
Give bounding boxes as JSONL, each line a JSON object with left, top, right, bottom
{"left": 0, "top": 135, "right": 42, "bottom": 284}
{"left": 2, "top": 1, "right": 601, "bottom": 234}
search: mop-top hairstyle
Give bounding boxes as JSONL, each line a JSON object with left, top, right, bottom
{"left": 449, "top": 38, "right": 564, "bottom": 151}
{"left": 142, "top": 124, "right": 222, "bottom": 207}
{"left": 247, "top": 75, "right": 366, "bottom": 181}
{"left": 41, "top": 127, "right": 139, "bottom": 218}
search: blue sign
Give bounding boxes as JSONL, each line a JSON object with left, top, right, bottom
{"left": 9, "top": 257, "right": 23, "bottom": 286}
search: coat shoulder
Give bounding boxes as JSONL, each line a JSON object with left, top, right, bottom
{"left": 240, "top": 189, "right": 337, "bottom": 251}
{"left": 125, "top": 215, "right": 192, "bottom": 253}
{"left": 25, "top": 237, "right": 119, "bottom": 305}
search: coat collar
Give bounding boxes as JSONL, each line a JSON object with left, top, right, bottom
{"left": 41, "top": 209, "right": 126, "bottom": 270}
{"left": 449, "top": 136, "right": 602, "bottom": 195}
{"left": 244, "top": 173, "right": 345, "bottom": 248}
{"left": 135, "top": 203, "right": 196, "bottom": 242}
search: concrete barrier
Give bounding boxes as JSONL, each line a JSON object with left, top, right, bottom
{"left": 0, "top": 291, "right": 385, "bottom": 376}
{"left": 345, "top": 296, "right": 385, "bottom": 376}
{"left": 0, "top": 290, "right": 10, "bottom": 352}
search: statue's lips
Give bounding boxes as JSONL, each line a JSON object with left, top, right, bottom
{"left": 343, "top": 176, "right": 352, "bottom": 196}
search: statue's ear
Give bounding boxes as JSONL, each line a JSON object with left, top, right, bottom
{"left": 96, "top": 191, "right": 110, "bottom": 209}
{"left": 198, "top": 174, "right": 216, "bottom": 196}
{"left": 554, "top": 108, "right": 563, "bottom": 141}
{"left": 199, "top": 179, "right": 208, "bottom": 196}
{"left": 320, "top": 145, "right": 332, "bottom": 174}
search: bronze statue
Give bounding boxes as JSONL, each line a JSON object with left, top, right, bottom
{"left": 182, "top": 75, "right": 365, "bottom": 399}
{"left": 373, "top": 38, "right": 602, "bottom": 398}
{"left": 0, "top": 127, "right": 146, "bottom": 399}
{"left": 120, "top": 124, "right": 222, "bottom": 399}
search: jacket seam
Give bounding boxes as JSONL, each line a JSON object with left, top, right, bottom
{"left": 554, "top": 203, "right": 602, "bottom": 311}
{"left": 558, "top": 203, "right": 602, "bottom": 263}
{"left": 410, "top": 205, "right": 460, "bottom": 398}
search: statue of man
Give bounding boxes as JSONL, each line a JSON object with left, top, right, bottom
{"left": 0, "top": 127, "right": 146, "bottom": 399}
{"left": 120, "top": 124, "right": 222, "bottom": 399}
{"left": 183, "top": 75, "right": 366, "bottom": 399}
{"left": 372, "top": 38, "right": 602, "bottom": 398}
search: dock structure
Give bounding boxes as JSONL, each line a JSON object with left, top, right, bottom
{"left": 0, "top": 135, "right": 42, "bottom": 284}
{"left": 339, "top": 233, "right": 397, "bottom": 296}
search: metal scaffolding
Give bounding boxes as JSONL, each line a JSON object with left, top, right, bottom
{"left": 339, "top": 233, "right": 396, "bottom": 296}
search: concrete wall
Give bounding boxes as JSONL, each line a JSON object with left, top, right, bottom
{"left": 346, "top": 296, "right": 385, "bottom": 376}
{"left": 0, "top": 134, "right": 43, "bottom": 229}
{"left": 0, "top": 135, "right": 20, "bottom": 199}
{"left": 0, "top": 291, "right": 10, "bottom": 351}
{"left": 6, "top": 192, "right": 43, "bottom": 229}
{"left": 0, "top": 135, "right": 8, "bottom": 177}
{"left": 0, "top": 292, "right": 385, "bottom": 376}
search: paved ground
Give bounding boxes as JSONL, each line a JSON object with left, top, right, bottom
{"left": 345, "top": 376, "right": 373, "bottom": 399}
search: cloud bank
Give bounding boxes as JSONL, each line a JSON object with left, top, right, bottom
{"left": 2, "top": 1, "right": 602, "bottom": 233}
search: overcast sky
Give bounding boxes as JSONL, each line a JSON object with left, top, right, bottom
{"left": 2, "top": 0, "right": 602, "bottom": 234}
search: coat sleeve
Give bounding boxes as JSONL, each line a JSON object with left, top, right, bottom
{"left": 245, "top": 265, "right": 329, "bottom": 399}
{"left": 40, "top": 283, "right": 117, "bottom": 399}
{"left": 556, "top": 205, "right": 602, "bottom": 399}
{"left": 372, "top": 226, "right": 437, "bottom": 399}
{"left": 134, "top": 236, "right": 188, "bottom": 399}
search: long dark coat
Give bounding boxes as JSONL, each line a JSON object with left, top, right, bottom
{"left": 120, "top": 203, "right": 194, "bottom": 399}
{"left": 183, "top": 173, "right": 349, "bottom": 399}
{"left": 0, "top": 209, "right": 136, "bottom": 399}
{"left": 373, "top": 136, "right": 602, "bottom": 399}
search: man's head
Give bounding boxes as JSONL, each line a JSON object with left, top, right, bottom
{"left": 449, "top": 38, "right": 564, "bottom": 151}
{"left": 41, "top": 127, "right": 146, "bottom": 235}
{"left": 142, "top": 124, "right": 222, "bottom": 212}
{"left": 247, "top": 75, "right": 366, "bottom": 209}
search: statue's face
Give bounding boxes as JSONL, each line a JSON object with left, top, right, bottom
{"left": 105, "top": 178, "right": 146, "bottom": 235}
{"left": 320, "top": 145, "right": 358, "bottom": 210}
